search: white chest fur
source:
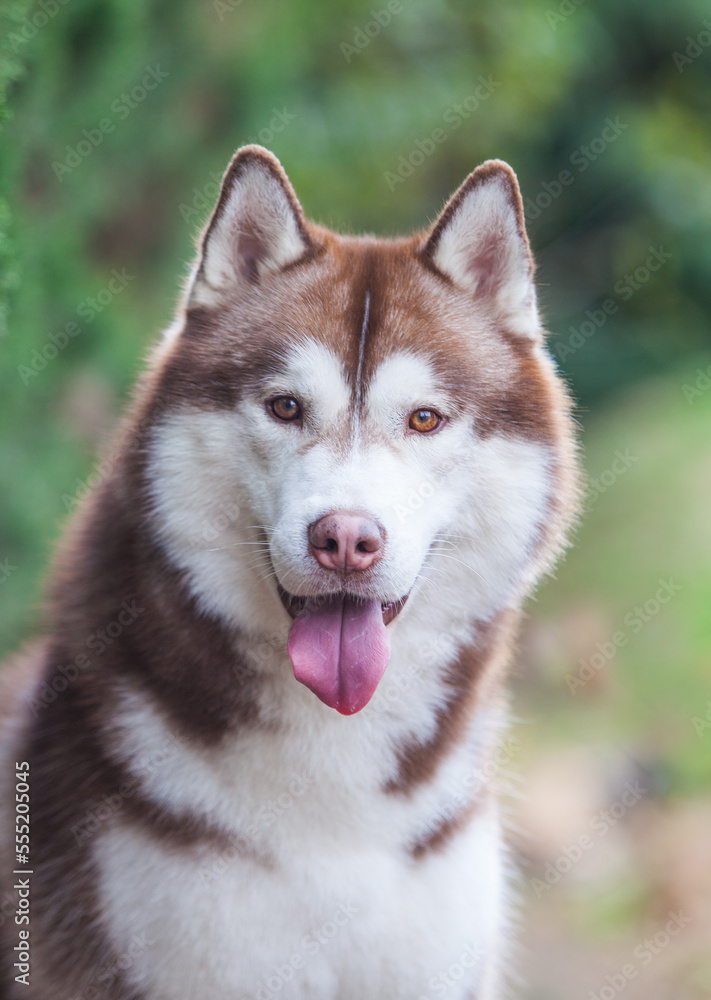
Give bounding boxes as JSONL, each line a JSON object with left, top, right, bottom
{"left": 95, "top": 639, "right": 508, "bottom": 1000}
{"left": 97, "top": 804, "right": 503, "bottom": 1000}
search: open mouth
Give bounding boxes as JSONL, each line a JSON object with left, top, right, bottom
{"left": 276, "top": 584, "right": 410, "bottom": 715}
{"left": 277, "top": 584, "right": 409, "bottom": 626}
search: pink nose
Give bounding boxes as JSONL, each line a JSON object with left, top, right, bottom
{"left": 308, "top": 512, "right": 384, "bottom": 574}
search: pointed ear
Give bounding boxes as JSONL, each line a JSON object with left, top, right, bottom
{"left": 421, "top": 160, "right": 540, "bottom": 338}
{"left": 190, "top": 145, "right": 314, "bottom": 305}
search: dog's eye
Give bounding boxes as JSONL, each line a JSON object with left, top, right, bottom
{"left": 269, "top": 396, "right": 302, "bottom": 423}
{"left": 408, "top": 408, "right": 442, "bottom": 434}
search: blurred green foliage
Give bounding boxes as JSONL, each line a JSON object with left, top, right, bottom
{"left": 1, "top": 0, "right": 710, "bottom": 664}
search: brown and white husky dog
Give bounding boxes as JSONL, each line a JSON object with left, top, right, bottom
{"left": 0, "top": 146, "right": 579, "bottom": 999}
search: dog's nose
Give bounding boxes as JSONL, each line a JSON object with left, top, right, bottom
{"left": 308, "top": 512, "right": 384, "bottom": 574}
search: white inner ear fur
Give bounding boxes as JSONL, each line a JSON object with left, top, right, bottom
{"left": 193, "top": 158, "right": 308, "bottom": 302}
{"left": 431, "top": 172, "right": 540, "bottom": 339}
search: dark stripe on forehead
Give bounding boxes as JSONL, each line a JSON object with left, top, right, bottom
{"left": 343, "top": 240, "right": 420, "bottom": 414}
{"left": 343, "top": 245, "right": 377, "bottom": 414}
{"left": 344, "top": 240, "right": 446, "bottom": 406}
{"left": 355, "top": 289, "right": 370, "bottom": 410}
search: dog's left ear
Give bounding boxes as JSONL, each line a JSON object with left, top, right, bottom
{"left": 421, "top": 160, "right": 539, "bottom": 338}
{"left": 190, "top": 145, "right": 314, "bottom": 304}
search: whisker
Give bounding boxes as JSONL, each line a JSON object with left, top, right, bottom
{"left": 427, "top": 543, "right": 490, "bottom": 589}
{"left": 198, "top": 541, "right": 271, "bottom": 553}
{"left": 433, "top": 560, "right": 489, "bottom": 591}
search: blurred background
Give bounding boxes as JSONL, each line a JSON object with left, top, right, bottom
{"left": 1, "top": 0, "right": 710, "bottom": 995}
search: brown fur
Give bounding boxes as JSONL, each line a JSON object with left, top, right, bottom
{"left": 384, "top": 614, "right": 514, "bottom": 796}
{"left": 410, "top": 797, "right": 485, "bottom": 861}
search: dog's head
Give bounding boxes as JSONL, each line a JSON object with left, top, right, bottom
{"left": 144, "top": 146, "right": 578, "bottom": 713}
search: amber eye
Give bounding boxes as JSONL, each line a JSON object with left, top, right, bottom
{"left": 269, "top": 396, "right": 302, "bottom": 423}
{"left": 408, "top": 408, "right": 442, "bottom": 434}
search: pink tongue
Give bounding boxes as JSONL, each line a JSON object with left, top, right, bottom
{"left": 287, "top": 595, "right": 391, "bottom": 714}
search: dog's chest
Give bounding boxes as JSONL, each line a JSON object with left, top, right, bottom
{"left": 95, "top": 682, "right": 505, "bottom": 999}
{"left": 97, "top": 796, "right": 502, "bottom": 1000}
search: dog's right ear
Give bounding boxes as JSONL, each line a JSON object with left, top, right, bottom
{"left": 189, "top": 146, "right": 314, "bottom": 305}
{"left": 421, "top": 160, "right": 540, "bottom": 339}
